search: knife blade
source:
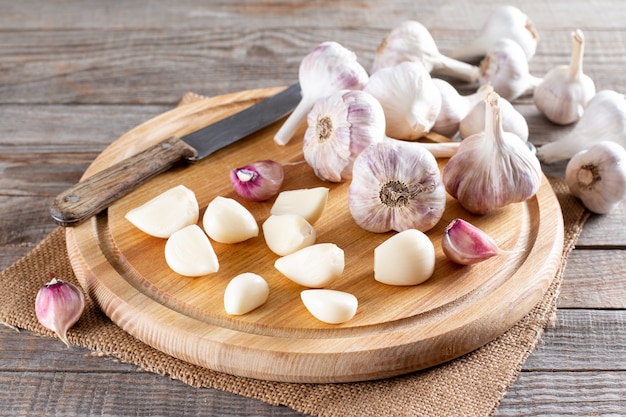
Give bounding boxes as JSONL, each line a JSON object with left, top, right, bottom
{"left": 50, "top": 83, "right": 302, "bottom": 227}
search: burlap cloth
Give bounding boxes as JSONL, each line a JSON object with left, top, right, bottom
{"left": 0, "top": 94, "right": 590, "bottom": 417}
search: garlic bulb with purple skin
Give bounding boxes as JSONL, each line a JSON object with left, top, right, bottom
{"left": 348, "top": 140, "right": 446, "bottom": 233}
{"left": 274, "top": 41, "right": 369, "bottom": 146}
{"left": 303, "top": 89, "right": 386, "bottom": 182}
{"left": 534, "top": 30, "right": 596, "bottom": 125}
{"left": 371, "top": 20, "right": 480, "bottom": 83}
{"left": 443, "top": 92, "right": 542, "bottom": 215}
{"left": 442, "top": 218, "right": 513, "bottom": 265}
{"left": 230, "top": 160, "right": 284, "bottom": 201}
{"left": 35, "top": 276, "right": 85, "bottom": 348}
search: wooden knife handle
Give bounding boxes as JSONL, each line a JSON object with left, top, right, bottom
{"left": 50, "top": 136, "right": 197, "bottom": 226}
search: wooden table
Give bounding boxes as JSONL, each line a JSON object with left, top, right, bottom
{"left": 1, "top": 1, "right": 624, "bottom": 415}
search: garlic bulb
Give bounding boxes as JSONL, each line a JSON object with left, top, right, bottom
{"left": 432, "top": 79, "right": 492, "bottom": 138}
{"left": 371, "top": 20, "right": 480, "bottom": 83}
{"left": 303, "top": 89, "right": 385, "bottom": 182}
{"left": 35, "top": 276, "right": 85, "bottom": 348}
{"left": 459, "top": 92, "right": 529, "bottom": 142}
{"left": 348, "top": 140, "right": 446, "bottom": 233}
{"left": 534, "top": 30, "right": 596, "bottom": 125}
{"left": 538, "top": 90, "right": 626, "bottom": 163}
{"left": 443, "top": 92, "right": 542, "bottom": 215}
{"left": 274, "top": 41, "right": 369, "bottom": 146}
{"left": 364, "top": 61, "right": 442, "bottom": 140}
{"left": 479, "top": 38, "right": 543, "bottom": 101}
{"left": 565, "top": 141, "right": 626, "bottom": 214}
{"left": 450, "top": 5, "right": 540, "bottom": 62}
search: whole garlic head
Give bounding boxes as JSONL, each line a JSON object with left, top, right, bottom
{"left": 534, "top": 30, "right": 596, "bottom": 125}
{"left": 364, "top": 61, "right": 442, "bottom": 140}
{"left": 443, "top": 92, "right": 542, "bottom": 215}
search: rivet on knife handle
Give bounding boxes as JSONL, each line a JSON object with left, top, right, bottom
{"left": 50, "top": 136, "right": 197, "bottom": 226}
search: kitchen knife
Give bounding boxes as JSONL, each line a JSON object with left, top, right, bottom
{"left": 50, "top": 83, "right": 302, "bottom": 227}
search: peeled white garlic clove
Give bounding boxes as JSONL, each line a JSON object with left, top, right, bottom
{"left": 202, "top": 196, "right": 258, "bottom": 244}
{"left": 371, "top": 20, "right": 480, "bottom": 83}
{"left": 374, "top": 229, "right": 435, "bottom": 286}
{"left": 443, "top": 92, "right": 542, "bottom": 215}
{"left": 35, "top": 276, "right": 85, "bottom": 348}
{"left": 125, "top": 184, "right": 199, "bottom": 238}
{"left": 565, "top": 141, "right": 626, "bottom": 214}
{"left": 364, "top": 61, "right": 442, "bottom": 140}
{"left": 274, "top": 41, "right": 369, "bottom": 146}
{"left": 230, "top": 160, "right": 284, "bottom": 202}
{"left": 300, "top": 289, "right": 358, "bottom": 324}
{"left": 348, "top": 140, "right": 446, "bottom": 233}
{"left": 450, "top": 5, "right": 540, "bottom": 62}
{"left": 432, "top": 80, "right": 493, "bottom": 138}
{"left": 303, "top": 89, "right": 386, "bottom": 182}
{"left": 478, "top": 38, "right": 543, "bottom": 101}
{"left": 164, "top": 225, "right": 219, "bottom": 276}
{"left": 274, "top": 243, "right": 345, "bottom": 288}
{"left": 262, "top": 214, "right": 316, "bottom": 256}
{"left": 538, "top": 90, "right": 626, "bottom": 163}
{"left": 270, "top": 187, "right": 329, "bottom": 224}
{"left": 459, "top": 91, "right": 529, "bottom": 142}
{"left": 223, "top": 273, "right": 270, "bottom": 315}
{"left": 534, "top": 30, "right": 596, "bottom": 125}
{"left": 442, "top": 218, "right": 512, "bottom": 265}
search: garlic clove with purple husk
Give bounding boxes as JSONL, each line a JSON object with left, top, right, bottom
{"left": 371, "top": 20, "right": 480, "bottom": 83}
{"left": 300, "top": 289, "right": 358, "bottom": 324}
{"left": 432, "top": 79, "right": 493, "bottom": 138}
{"left": 230, "top": 160, "right": 284, "bottom": 201}
{"left": 442, "top": 218, "right": 514, "bottom": 265}
{"left": 537, "top": 90, "right": 626, "bottom": 163}
{"left": 449, "top": 5, "right": 540, "bottom": 62}
{"left": 274, "top": 243, "right": 345, "bottom": 288}
{"left": 348, "top": 139, "right": 446, "bottom": 233}
{"left": 202, "top": 196, "right": 259, "bottom": 244}
{"left": 364, "top": 61, "right": 442, "bottom": 141}
{"left": 534, "top": 30, "right": 596, "bottom": 125}
{"left": 442, "top": 92, "right": 542, "bottom": 215}
{"left": 565, "top": 141, "right": 626, "bottom": 214}
{"left": 274, "top": 41, "right": 369, "bottom": 146}
{"left": 459, "top": 91, "right": 529, "bottom": 142}
{"left": 35, "top": 276, "right": 85, "bottom": 348}
{"left": 478, "top": 38, "right": 543, "bottom": 101}
{"left": 373, "top": 229, "right": 435, "bottom": 286}
{"left": 303, "top": 89, "right": 385, "bottom": 182}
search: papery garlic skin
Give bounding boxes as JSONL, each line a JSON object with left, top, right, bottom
{"left": 374, "top": 229, "right": 435, "bottom": 286}
{"left": 300, "top": 289, "right": 358, "bottom": 324}
{"left": 165, "top": 225, "right": 219, "bottom": 276}
{"left": 538, "top": 90, "right": 626, "bottom": 163}
{"left": 565, "top": 141, "right": 626, "bottom": 214}
{"left": 262, "top": 214, "right": 316, "bottom": 256}
{"left": 348, "top": 140, "right": 446, "bottom": 233}
{"left": 432, "top": 80, "right": 492, "bottom": 138}
{"left": 303, "top": 89, "right": 385, "bottom": 182}
{"left": 534, "top": 30, "right": 595, "bottom": 125}
{"left": 203, "top": 196, "right": 259, "bottom": 244}
{"left": 274, "top": 41, "right": 369, "bottom": 146}
{"left": 459, "top": 93, "right": 529, "bottom": 142}
{"left": 224, "top": 273, "right": 270, "bottom": 315}
{"left": 35, "top": 277, "right": 85, "bottom": 348}
{"left": 371, "top": 20, "right": 480, "bottom": 83}
{"left": 450, "top": 5, "right": 540, "bottom": 62}
{"left": 443, "top": 92, "right": 542, "bottom": 215}
{"left": 274, "top": 243, "right": 345, "bottom": 288}
{"left": 364, "top": 62, "right": 442, "bottom": 140}
{"left": 479, "top": 38, "right": 542, "bottom": 101}
{"left": 230, "top": 160, "right": 284, "bottom": 201}
{"left": 442, "top": 218, "right": 506, "bottom": 265}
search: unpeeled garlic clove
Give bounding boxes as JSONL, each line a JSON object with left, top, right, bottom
{"left": 442, "top": 218, "right": 511, "bottom": 265}
{"left": 125, "top": 184, "right": 199, "bottom": 238}
{"left": 270, "top": 187, "right": 329, "bottom": 224}
{"left": 374, "top": 229, "right": 435, "bottom": 286}
{"left": 35, "top": 276, "right": 85, "bottom": 348}
{"left": 534, "top": 30, "right": 596, "bottom": 125}
{"left": 300, "top": 289, "right": 358, "bottom": 324}
{"left": 274, "top": 243, "right": 345, "bottom": 288}
{"left": 262, "top": 214, "right": 316, "bottom": 256}
{"left": 203, "top": 196, "right": 259, "bottom": 244}
{"left": 165, "top": 224, "right": 219, "bottom": 276}
{"left": 224, "top": 273, "right": 270, "bottom": 315}
{"left": 230, "top": 160, "right": 284, "bottom": 202}
{"left": 459, "top": 91, "right": 529, "bottom": 142}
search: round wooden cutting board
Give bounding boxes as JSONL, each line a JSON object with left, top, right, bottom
{"left": 66, "top": 86, "right": 564, "bottom": 383}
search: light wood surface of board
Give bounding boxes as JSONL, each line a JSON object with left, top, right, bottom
{"left": 65, "top": 87, "right": 564, "bottom": 383}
